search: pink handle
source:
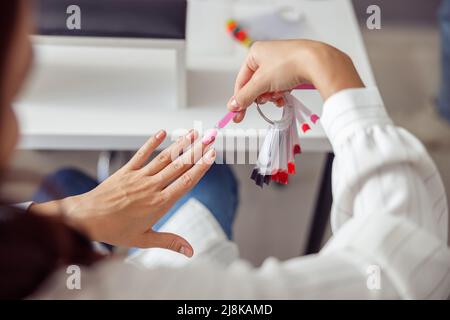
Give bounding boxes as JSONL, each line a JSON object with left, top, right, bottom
{"left": 217, "top": 111, "right": 236, "bottom": 129}
{"left": 202, "top": 111, "right": 236, "bottom": 145}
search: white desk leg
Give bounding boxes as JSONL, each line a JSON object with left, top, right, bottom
{"left": 176, "top": 45, "right": 187, "bottom": 109}
{"left": 97, "top": 151, "right": 115, "bottom": 182}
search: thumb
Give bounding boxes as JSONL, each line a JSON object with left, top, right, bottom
{"left": 230, "top": 70, "right": 269, "bottom": 112}
{"left": 139, "top": 231, "right": 194, "bottom": 257}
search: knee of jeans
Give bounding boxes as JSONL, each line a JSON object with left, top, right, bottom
{"left": 194, "top": 163, "right": 239, "bottom": 227}
{"left": 206, "top": 163, "right": 238, "bottom": 204}
{"left": 49, "top": 167, "right": 82, "bottom": 178}
{"left": 45, "top": 167, "right": 89, "bottom": 185}
{"left": 36, "top": 167, "right": 97, "bottom": 201}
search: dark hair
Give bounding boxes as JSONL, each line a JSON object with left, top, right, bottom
{"left": 0, "top": 1, "right": 102, "bottom": 299}
{"left": 0, "top": 3, "right": 20, "bottom": 103}
{"left": 0, "top": 207, "right": 102, "bottom": 299}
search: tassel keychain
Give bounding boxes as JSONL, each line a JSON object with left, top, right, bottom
{"left": 251, "top": 93, "right": 319, "bottom": 188}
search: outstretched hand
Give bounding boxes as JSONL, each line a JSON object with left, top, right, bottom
{"left": 32, "top": 130, "right": 216, "bottom": 257}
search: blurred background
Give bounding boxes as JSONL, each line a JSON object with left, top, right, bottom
{"left": 2, "top": 0, "right": 449, "bottom": 266}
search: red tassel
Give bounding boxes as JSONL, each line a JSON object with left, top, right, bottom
{"left": 288, "top": 162, "right": 296, "bottom": 174}
{"left": 293, "top": 144, "right": 301, "bottom": 155}
{"left": 271, "top": 173, "right": 279, "bottom": 182}
{"left": 278, "top": 171, "right": 289, "bottom": 185}
{"left": 301, "top": 123, "right": 311, "bottom": 133}
{"left": 310, "top": 114, "right": 319, "bottom": 124}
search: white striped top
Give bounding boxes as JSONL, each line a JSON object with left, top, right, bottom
{"left": 35, "top": 87, "right": 450, "bottom": 299}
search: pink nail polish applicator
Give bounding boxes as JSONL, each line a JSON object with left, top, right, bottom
{"left": 202, "top": 111, "right": 236, "bottom": 144}
{"left": 201, "top": 85, "right": 315, "bottom": 145}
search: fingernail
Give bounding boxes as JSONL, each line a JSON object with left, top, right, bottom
{"left": 179, "top": 246, "right": 192, "bottom": 257}
{"left": 156, "top": 130, "right": 165, "bottom": 139}
{"left": 202, "top": 128, "right": 218, "bottom": 145}
{"left": 203, "top": 135, "right": 216, "bottom": 146}
{"left": 186, "top": 129, "right": 196, "bottom": 141}
{"left": 205, "top": 148, "right": 216, "bottom": 161}
{"left": 230, "top": 97, "right": 240, "bottom": 111}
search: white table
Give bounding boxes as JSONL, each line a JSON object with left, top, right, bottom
{"left": 14, "top": 0, "right": 375, "bottom": 154}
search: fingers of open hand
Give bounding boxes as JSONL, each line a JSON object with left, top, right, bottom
{"left": 126, "top": 130, "right": 166, "bottom": 170}
{"left": 162, "top": 148, "right": 216, "bottom": 205}
{"left": 152, "top": 135, "right": 214, "bottom": 189}
{"left": 118, "top": 130, "right": 215, "bottom": 219}
{"left": 144, "top": 130, "right": 197, "bottom": 176}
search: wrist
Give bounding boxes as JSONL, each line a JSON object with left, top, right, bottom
{"left": 301, "top": 43, "right": 365, "bottom": 100}
{"left": 30, "top": 194, "right": 94, "bottom": 239}
{"left": 61, "top": 194, "right": 96, "bottom": 238}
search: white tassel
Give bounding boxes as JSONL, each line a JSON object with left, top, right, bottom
{"left": 250, "top": 93, "right": 320, "bottom": 188}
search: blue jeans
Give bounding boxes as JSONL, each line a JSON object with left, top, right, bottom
{"left": 439, "top": 0, "right": 450, "bottom": 122}
{"left": 33, "top": 164, "right": 239, "bottom": 241}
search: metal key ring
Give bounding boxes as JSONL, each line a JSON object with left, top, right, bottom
{"left": 255, "top": 101, "right": 275, "bottom": 125}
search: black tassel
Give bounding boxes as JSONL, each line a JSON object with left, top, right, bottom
{"left": 256, "top": 174, "right": 264, "bottom": 188}
{"left": 250, "top": 168, "right": 258, "bottom": 181}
